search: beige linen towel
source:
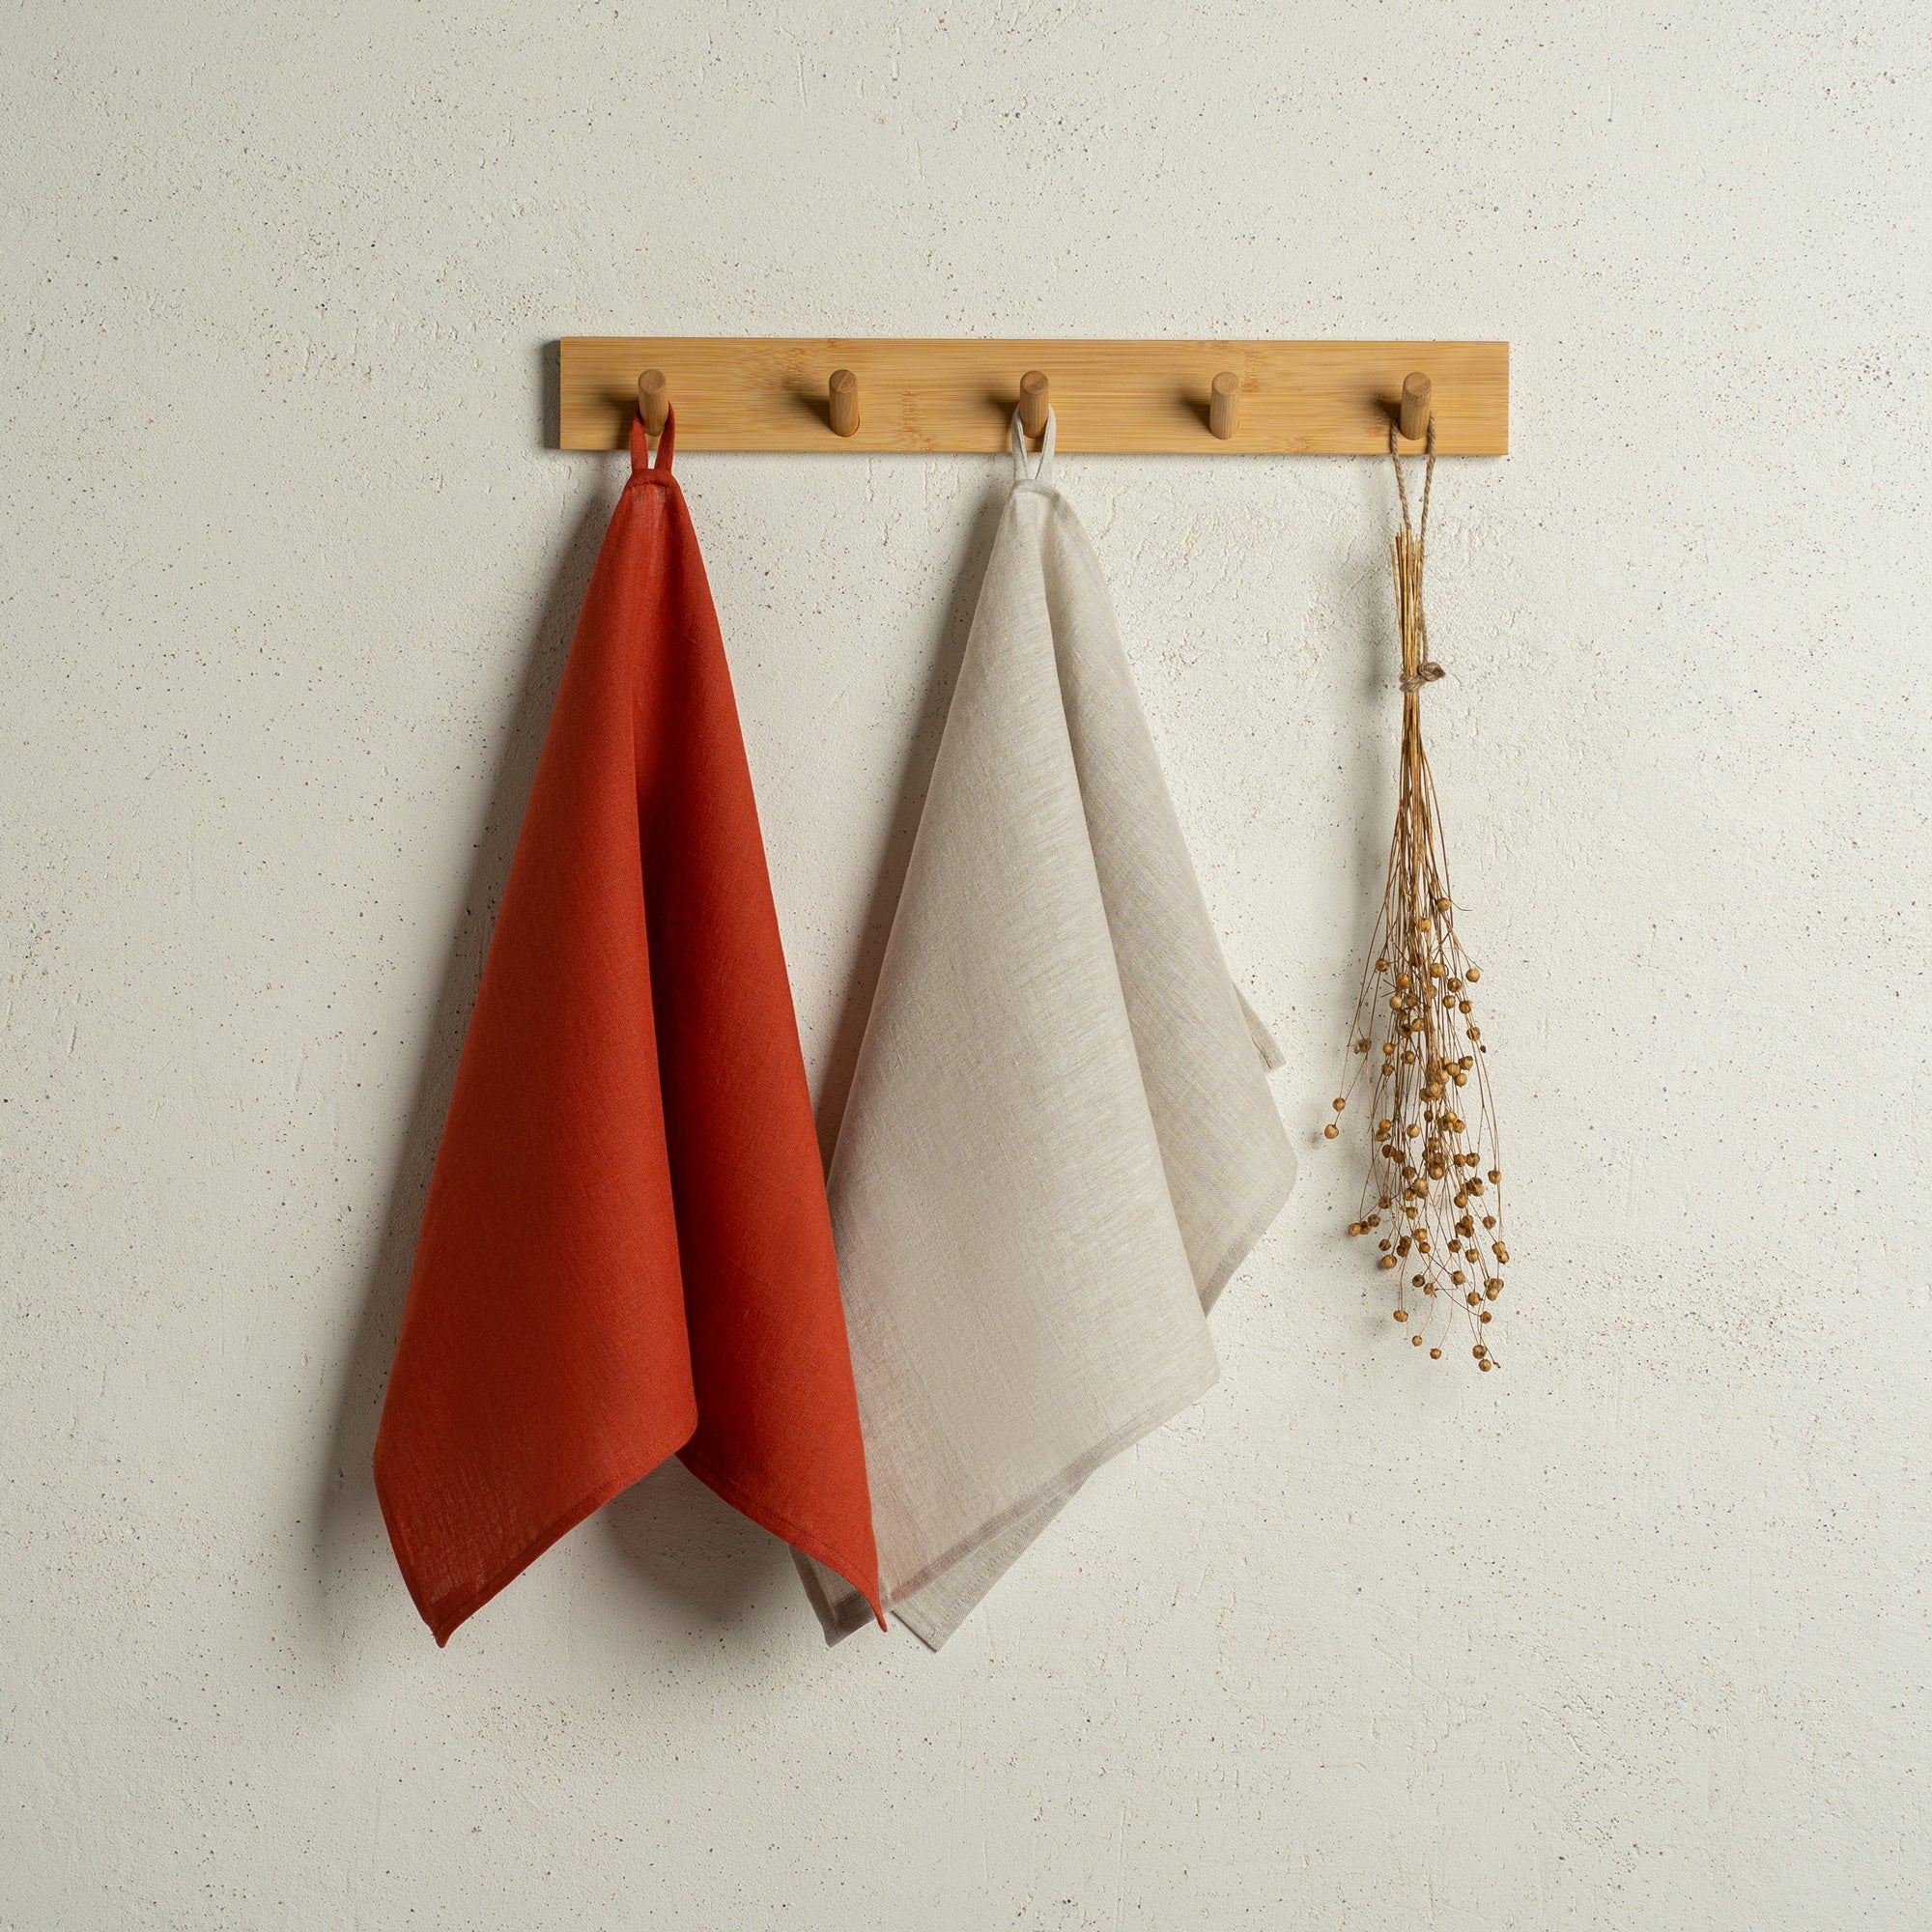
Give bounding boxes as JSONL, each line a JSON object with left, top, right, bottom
{"left": 803, "top": 411, "right": 1294, "bottom": 1648}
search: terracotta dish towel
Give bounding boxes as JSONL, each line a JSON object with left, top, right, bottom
{"left": 801, "top": 412, "right": 1295, "bottom": 1649}
{"left": 375, "top": 410, "right": 882, "bottom": 1645}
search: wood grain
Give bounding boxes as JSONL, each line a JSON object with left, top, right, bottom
{"left": 558, "top": 339, "right": 1509, "bottom": 454}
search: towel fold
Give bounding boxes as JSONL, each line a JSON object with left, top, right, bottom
{"left": 804, "top": 411, "right": 1294, "bottom": 1648}
{"left": 375, "top": 409, "right": 882, "bottom": 1644}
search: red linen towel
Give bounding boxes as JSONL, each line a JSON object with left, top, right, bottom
{"left": 373, "top": 409, "right": 882, "bottom": 1644}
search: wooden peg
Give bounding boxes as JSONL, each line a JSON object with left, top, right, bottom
{"left": 828, "top": 367, "right": 860, "bottom": 438}
{"left": 1019, "top": 369, "right": 1050, "bottom": 441}
{"left": 1208, "top": 371, "right": 1240, "bottom": 440}
{"left": 637, "top": 368, "right": 669, "bottom": 440}
{"left": 1398, "top": 371, "right": 1432, "bottom": 442}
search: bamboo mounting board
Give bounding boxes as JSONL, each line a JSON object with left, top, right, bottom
{"left": 557, "top": 339, "right": 1509, "bottom": 455}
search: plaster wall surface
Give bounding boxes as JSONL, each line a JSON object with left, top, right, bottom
{"left": 2, "top": 4, "right": 1925, "bottom": 1926}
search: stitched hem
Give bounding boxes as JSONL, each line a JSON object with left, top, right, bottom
{"left": 1197, "top": 1157, "right": 1296, "bottom": 1316}
{"left": 678, "top": 1448, "right": 887, "bottom": 1631}
{"left": 884, "top": 1355, "right": 1219, "bottom": 1649}
{"left": 792, "top": 1548, "right": 882, "bottom": 1644}
{"left": 807, "top": 1158, "right": 1295, "bottom": 1650}
{"left": 379, "top": 1411, "right": 696, "bottom": 1647}
{"left": 889, "top": 1156, "right": 1293, "bottom": 1633}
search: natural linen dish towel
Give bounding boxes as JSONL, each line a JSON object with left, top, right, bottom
{"left": 375, "top": 410, "right": 882, "bottom": 1645}
{"left": 801, "top": 411, "right": 1295, "bottom": 1649}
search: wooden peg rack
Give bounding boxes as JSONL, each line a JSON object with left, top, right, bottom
{"left": 557, "top": 339, "right": 1509, "bottom": 455}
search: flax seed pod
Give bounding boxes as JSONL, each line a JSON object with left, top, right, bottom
{"left": 1320, "top": 413, "right": 1514, "bottom": 1373}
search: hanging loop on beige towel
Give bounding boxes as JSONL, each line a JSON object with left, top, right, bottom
{"left": 1389, "top": 412, "right": 1442, "bottom": 689}
{"left": 1011, "top": 405, "right": 1057, "bottom": 487}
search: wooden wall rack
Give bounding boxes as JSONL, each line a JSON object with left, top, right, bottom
{"left": 557, "top": 339, "right": 1509, "bottom": 456}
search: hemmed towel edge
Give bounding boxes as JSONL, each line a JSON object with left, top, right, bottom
{"left": 679, "top": 1446, "right": 887, "bottom": 1630}
{"left": 793, "top": 1548, "right": 880, "bottom": 1644}
{"left": 802, "top": 1345, "right": 1224, "bottom": 1651}
{"left": 890, "top": 1351, "right": 1220, "bottom": 1650}
{"left": 1196, "top": 1152, "right": 1297, "bottom": 1315}
{"left": 882, "top": 1150, "right": 1295, "bottom": 1653}
{"left": 378, "top": 1405, "right": 696, "bottom": 1647}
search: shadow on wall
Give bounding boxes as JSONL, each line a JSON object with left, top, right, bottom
{"left": 600, "top": 1458, "right": 802, "bottom": 1632}
{"left": 309, "top": 384, "right": 1011, "bottom": 1653}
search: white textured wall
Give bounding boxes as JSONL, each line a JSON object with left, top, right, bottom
{"left": 3, "top": 3, "right": 1925, "bottom": 1926}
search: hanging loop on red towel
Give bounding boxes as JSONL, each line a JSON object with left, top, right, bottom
{"left": 630, "top": 402, "right": 675, "bottom": 476}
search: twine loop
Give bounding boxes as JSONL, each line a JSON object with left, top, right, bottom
{"left": 1389, "top": 413, "right": 1442, "bottom": 690}
{"left": 1388, "top": 413, "right": 1436, "bottom": 539}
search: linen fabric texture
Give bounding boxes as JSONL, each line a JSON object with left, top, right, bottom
{"left": 375, "top": 409, "right": 882, "bottom": 1645}
{"left": 802, "top": 412, "right": 1295, "bottom": 1649}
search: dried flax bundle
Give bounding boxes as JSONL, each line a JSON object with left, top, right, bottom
{"left": 1323, "top": 421, "right": 1510, "bottom": 1369}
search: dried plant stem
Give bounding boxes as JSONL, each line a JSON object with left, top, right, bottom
{"left": 1322, "top": 424, "right": 1510, "bottom": 1370}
